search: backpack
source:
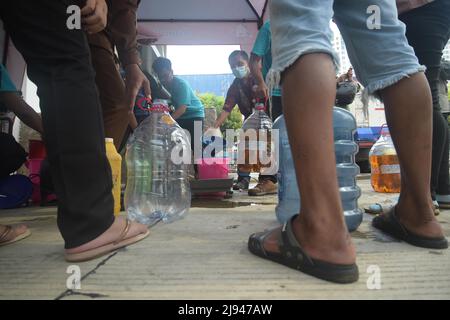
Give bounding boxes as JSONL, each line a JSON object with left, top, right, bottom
{"left": 0, "top": 174, "right": 33, "bottom": 209}
{"left": 0, "top": 132, "right": 28, "bottom": 178}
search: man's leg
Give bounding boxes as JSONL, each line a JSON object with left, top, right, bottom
{"left": 0, "top": 0, "right": 147, "bottom": 250}
{"left": 251, "top": 53, "right": 356, "bottom": 269}
{"left": 399, "top": 0, "right": 450, "bottom": 201}
{"left": 266, "top": 54, "right": 356, "bottom": 264}
{"left": 334, "top": 0, "right": 446, "bottom": 241}
{"left": 250, "top": 0, "right": 355, "bottom": 267}
{"left": 89, "top": 36, "right": 130, "bottom": 151}
{"left": 381, "top": 74, "right": 443, "bottom": 238}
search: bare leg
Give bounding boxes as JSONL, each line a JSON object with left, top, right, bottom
{"left": 263, "top": 53, "right": 355, "bottom": 265}
{"left": 381, "top": 73, "right": 444, "bottom": 238}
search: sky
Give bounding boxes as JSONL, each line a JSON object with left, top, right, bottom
{"left": 167, "top": 45, "right": 241, "bottom": 75}
{"left": 166, "top": 22, "right": 341, "bottom": 75}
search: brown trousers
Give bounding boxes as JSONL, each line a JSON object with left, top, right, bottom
{"left": 89, "top": 33, "right": 130, "bottom": 151}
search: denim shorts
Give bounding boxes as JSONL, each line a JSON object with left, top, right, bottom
{"left": 269, "top": 0, "right": 425, "bottom": 95}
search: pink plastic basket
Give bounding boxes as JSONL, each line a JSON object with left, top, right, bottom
{"left": 195, "top": 158, "right": 230, "bottom": 180}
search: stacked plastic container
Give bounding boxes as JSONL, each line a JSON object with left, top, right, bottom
{"left": 273, "top": 107, "right": 363, "bottom": 232}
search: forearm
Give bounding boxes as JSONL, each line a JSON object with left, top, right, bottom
{"left": 0, "top": 93, "right": 43, "bottom": 134}
{"left": 214, "top": 110, "right": 230, "bottom": 128}
{"left": 250, "top": 53, "right": 265, "bottom": 85}
{"left": 172, "top": 105, "right": 187, "bottom": 120}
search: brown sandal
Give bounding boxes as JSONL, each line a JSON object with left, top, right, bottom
{"left": 65, "top": 219, "right": 150, "bottom": 262}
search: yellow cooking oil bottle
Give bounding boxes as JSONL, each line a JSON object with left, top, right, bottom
{"left": 369, "top": 126, "right": 401, "bottom": 193}
{"left": 105, "top": 138, "right": 122, "bottom": 215}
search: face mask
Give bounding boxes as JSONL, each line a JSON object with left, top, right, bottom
{"left": 232, "top": 66, "right": 249, "bottom": 79}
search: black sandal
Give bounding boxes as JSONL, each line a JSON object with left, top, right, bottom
{"left": 248, "top": 215, "right": 359, "bottom": 284}
{"left": 372, "top": 206, "right": 448, "bottom": 249}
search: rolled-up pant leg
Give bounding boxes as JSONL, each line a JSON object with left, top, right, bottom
{"left": 0, "top": 0, "right": 114, "bottom": 249}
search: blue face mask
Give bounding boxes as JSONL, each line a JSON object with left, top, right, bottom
{"left": 232, "top": 66, "right": 249, "bottom": 79}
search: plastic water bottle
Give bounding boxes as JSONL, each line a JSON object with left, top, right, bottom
{"left": 273, "top": 107, "right": 363, "bottom": 232}
{"left": 125, "top": 99, "right": 191, "bottom": 226}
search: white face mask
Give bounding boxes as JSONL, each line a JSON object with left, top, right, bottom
{"left": 232, "top": 66, "right": 249, "bottom": 79}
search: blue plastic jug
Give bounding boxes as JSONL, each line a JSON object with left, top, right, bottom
{"left": 273, "top": 107, "right": 363, "bottom": 232}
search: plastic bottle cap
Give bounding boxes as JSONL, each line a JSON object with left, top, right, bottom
{"left": 255, "top": 103, "right": 266, "bottom": 111}
{"left": 105, "top": 138, "right": 114, "bottom": 143}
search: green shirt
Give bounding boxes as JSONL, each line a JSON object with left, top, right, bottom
{"left": 169, "top": 77, "right": 205, "bottom": 119}
{"left": 0, "top": 64, "right": 18, "bottom": 93}
{"left": 251, "top": 21, "right": 281, "bottom": 97}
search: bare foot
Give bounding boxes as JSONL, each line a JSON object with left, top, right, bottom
{"left": 395, "top": 196, "right": 444, "bottom": 238}
{"left": 262, "top": 214, "right": 356, "bottom": 265}
{"left": 65, "top": 216, "right": 148, "bottom": 254}
{"left": 0, "top": 224, "right": 29, "bottom": 243}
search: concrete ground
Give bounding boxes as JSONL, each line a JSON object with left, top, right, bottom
{"left": 0, "top": 177, "right": 449, "bottom": 300}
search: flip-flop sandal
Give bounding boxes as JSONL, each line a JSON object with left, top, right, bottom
{"left": 372, "top": 206, "right": 448, "bottom": 249}
{"left": 365, "top": 202, "right": 440, "bottom": 216}
{"left": 248, "top": 215, "right": 359, "bottom": 284}
{"left": 65, "top": 219, "right": 150, "bottom": 262}
{"left": 0, "top": 225, "right": 32, "bottom": 247}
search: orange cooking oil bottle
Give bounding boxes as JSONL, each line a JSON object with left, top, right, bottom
{"left": 105, "top": 138, "right": 122, "bottom": 215}
{"left": 369, "top": 126, "right": 401, "bottom": 193}
{"left": 238, "top": 102, "right": 273, "bottom": 174}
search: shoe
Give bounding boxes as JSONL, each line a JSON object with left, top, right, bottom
{"left": 233, "top": 176, "right": 250, "bottom": 190}
{"left": 248, "top": 179, "right": 277, "bottom": 196}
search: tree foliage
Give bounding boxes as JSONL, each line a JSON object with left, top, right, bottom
{"left": 198, "top": 93, "right": 243, "bottom": 132}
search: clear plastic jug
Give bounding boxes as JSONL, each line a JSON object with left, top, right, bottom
{"left": 125, "top": 99, "right": 191, "bottom": 226}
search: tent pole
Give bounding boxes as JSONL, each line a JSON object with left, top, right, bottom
{"left": 245, "top": 0, "right": 263, "bottom": 29}
{"left": 261, "top": 0, "right": 269, "bottom": 25}
{"left": 137, "top": 19, "right": 258, "bottom": 23}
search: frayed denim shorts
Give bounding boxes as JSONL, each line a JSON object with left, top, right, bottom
{"left": 269, "top": 0, "right": 425, "bottom": 95}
